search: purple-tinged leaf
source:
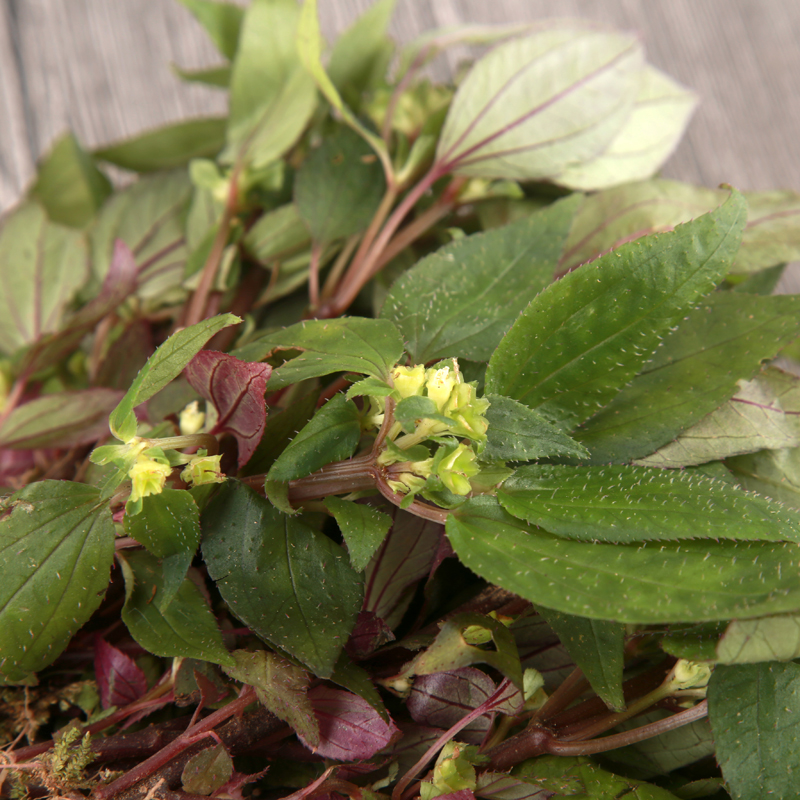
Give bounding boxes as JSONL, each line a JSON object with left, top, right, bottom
{"left": 510, "top": 612, "right": 575, "bottom": 692}
{"left": 181, "top": 743, "right": 233, "bottom": 796}
{"left": 174, "top": 659, "right": 228, "bottom": 708}
{"left": 94, "top": 636, "right": 148, "bottom": 710}
{"left": 435, "top": 27, "right": 643, "bottom": 180}
{"left": 94, "top": 319, "right": 153, "bottom": 391}
{"left": 380, "top": 722, "right": 447, "bottom": 774}
{"left": 363, "top": 501, "right": 442, "bottom": 628}
{"left": 185, "top": 350, "right": 272, "bottom": 469}
{"left": 345, "top": 610, "right": 395, "bottom": 660}
{"left": 436, "top": 792, "right": 476, "bottom": 800}
{"left": 301, "top": 685, "right": 399, "bottom": 761}
{"left": 221, "top": 649, "right": 319, "bottom": 748}
{"left": 476, "top": 772, "right": 553, "bottom": 800}
{"left": 407, "top": 668, "right": 496, "bottom": 744}
{"left": 20, "top": 238, "right": 139, "bottom": 374}
{"left": 0, "top": 388, "right": 122, "bottom": 449}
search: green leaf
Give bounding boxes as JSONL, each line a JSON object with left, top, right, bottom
{"left": 0, "top": 388, "right": 121, "bottom": 449}
{"left": 267, "top": 394, "right": 361, "bottom": 483}
{"left": 735, "top": 190, "right": 800, "bottom": 273}
{"left": 435, "top": 27, "right": 643, "bottom": 180}
{"left": 407, "top": 611, "right": 523, "bottom": 691}
{"left": 483, "top": 394, "right": 589, "bottom": 462}
{"left": 94, "top": 118, "right": 227, "bottom": 173}
{"left": 173, "top": 63, "right": 231, "bottom": 88}
{"left": 201, "top": 481, "right": 363, "bottom": 677}
{"left": 394, "top": 395, "right": 453, "bottom": 434}
{"left": 325, "top": 497, "right": 392, "bottom": 571}
{"left": 661, "top": 622, "right": 728, "bottom": 662}
{"left": 0, "top": 202, "right": 88, "bottom": 357}
{"left": 120, "top": 549, "right": 234, "bottom": 667}
{"left": 716, "top": 616, "right": 800, "bottom": 664}
{"left": 330, "top": 653, "right": 390, "bottom": 722}
{"left": 294, "top": 126, "right": 386, "bottom": 243}
{"left": 513, "top": 755, "right": 680, "bottom": 799}
{"left": 727, "top": 447, "right": 800, "bottom": 510}
{"left": 177, "top": 0, "right": 243, "bottom": 60}
{"left": 221, "top": 649, "right": 318, "bottom": 746}
{"left": 446, "top": 496, "right": 800, "bottom": 623}
{"left": 221, "top": 0, "right": 317, "bottom": 168}
{"left": 485, "top": 191, "right": 747, "bottom": 428}
{"left": 576, "top": 293, "right": 800, "bottom": 463}
{"left": 0, "top": 482, "right": 114, "bottom": 680}
{"left": 109, "top": 313, "right": 240, "bottom": 442}
{"left": 380, "top": 195, "right": 580, "bottom": 364}
{"left": 296, "top": 0, "right": 388, "bottom": 166}
{"left": 242, "top": 203, "right": 311, "bottom": 263}
{"left": 327, "top": 0, "right": 395, "bottom": 108}
{"left": 498, "top": 464, "right": 800, "bottom": 544}
{"left": 30, "top": 132, "right": 112, "bottom": 227}
{"left": 90, "top": 170, "right": 192, "bottom": 299}
{"left": 534, "top": 607, "right": 625, "bottom": 711}
{"left": 637, "top": 367, "right": 800, "bottom": 468}
{"left": 553, "top": 65, "right": 696, "bottom": 191}
{"left": 709, "top": 662, "right": 800, "bottom": 800}
{"left": 233, "top": 317, "right": 404, "bottom": 387}
{"left": 181, "top": 745, "right": 233, "bottom": 796}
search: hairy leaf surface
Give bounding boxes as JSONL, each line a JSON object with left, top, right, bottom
{"left": 498, "top": 464, "right": 800, "bottom": 544}
{"left": 486, "top": 192, "right": 746, "bottom": 428}
{"left": 447, "top": 497, "right": 800, "bottom": 623}
{"left": 0, "top": 481, "right": 114, "bottom": 680}
{"left": 326, "top": 497, "right": 393, "bottom": 571}
{"left": 381, "top": 195, "right": 580, "bottom": 363}
{"left": 202, "top": 481, "right": 362, "bottom": 676}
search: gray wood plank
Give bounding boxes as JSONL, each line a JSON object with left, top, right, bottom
{"left": 2, "top": 0, "right": 800, "bottom": 211}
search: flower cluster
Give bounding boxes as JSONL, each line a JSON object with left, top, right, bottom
{"left": 373, "top": 359, "right": 493, "bottom": 504}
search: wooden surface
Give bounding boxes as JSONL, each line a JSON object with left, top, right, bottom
{"left": 2, "top": 0, "right": 799, "bottom": 213}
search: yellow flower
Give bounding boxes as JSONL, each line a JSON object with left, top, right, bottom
{"left": 179, "top": 401, "right": 206, "bottom": 435}
{"left": 128, "top": 455, "right": 172, "bottom": 503}
{"left": 181, "top": 455, "right": 225, "bottom": 487}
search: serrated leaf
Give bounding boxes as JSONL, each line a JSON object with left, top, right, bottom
{"left": 513, "top": 755, "right": 681, "bottom": 799}
{"left": 201, "top": 481, "right": 362, "bottom": 676}
{"left": 222, "top": 0, "right": 316, "bottom": 168}
{"left": 327, "top": 0, "right": 395, "bottom": 108}
{"left": 0, "top": 388, "right": 122, "bottom": 449}
{"left": 486, "top": 192, "right": 746, "bottom": 428}
{"left": 222, "top": 649, "right": 318, "bottom": 746}
{"left": 380, "top": 196, "right": 580, "bottom": 363}
{"left": 709, "top": 662, "right": 800, "bottom": 800}
{"left": 109, "top": 313, "right": 240, "bottom": 442}
{"left": 94, "top": 637, "right": 148, "bottom": 709}
{"left": 181, "top": 744, "right": 233, "bottom": 796}
{"left": 177, "top": 0, "right": 243, "bottom": 60}
{"left": 242, "top": 203, "right": 311, "bottom": 264}
{"left": 498, "top": 464, "right": 800, "bottom": 544}
{"left": 534, "top": 607, "right": 625, "bottom": 711}
{"left": 0, "top": 481, "right": 114, "bottom": 680}
{"left": 94, "top": 117, "right": 226, "bottom": 173}
{"left": 294, "top": 126, "right": 386, "bottom": 243}
{"left": 326, "top": 497, "right": 392, "bottom": 571}
{"left": 233, "top": 317, "right": 404, "bottom": 388}
{"left": 185, "top": 350, "right": 272, "bottom": 469}
{"left": 267, "top": 394, "right": 360, "bottom": 483}
{"left": 553, "top": 65, "right": 696, "bottom": 191}
{"left": 483, "top": 394, "right": 588, "bottom": 462}
{"left": 727, "top": 446, "right": 800, "bottom": 510}
{"left": 637, "top": 367, "right": 800, "bottom": 468}
{"left": 435, "top": 28, "right": 642, "bottom": 180}
{"left": 30, "top": 132, "right": 112, "bottom": 227}
{"left": 577, "top": 293, "right": 800, "bottom": 463}
{"left": 716, "top": 615, "right": 800, "bottom": 664}
{"left": 301, "top": 685, "right": 399, "bottom": 760}
{"left": 90, "top": 170, "right": 192, "bottom": 299}
{"left": 120, "top": 550, "right": 233, "bottom": 667}
{"left": 0, "top": 202, "right": 88, "bottom": 358}
{"left": 447, "top": 496, "right": 800, "bottom": 623}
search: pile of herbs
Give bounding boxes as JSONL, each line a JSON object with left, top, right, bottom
{"left": 4, "top": 1, "right": 800, "bottom": 798}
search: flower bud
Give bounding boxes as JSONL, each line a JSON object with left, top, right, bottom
{"left": 180, "top": 454, "right": 225, "bottom": 487}
{"left": 436, "top": 443, "right": 480, "bottom": 496}
{"left": 179, "top": 401, "right": 206, "bottom": 436}
{"left": 425, "top": 361, "right": 460, "bottom": 412}
{"left": 392, "top": 364, "right": 427, "bottom": 399}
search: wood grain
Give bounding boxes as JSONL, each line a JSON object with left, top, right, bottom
{"left": 2, "top": 0, "right": 799, "bottom": 213}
